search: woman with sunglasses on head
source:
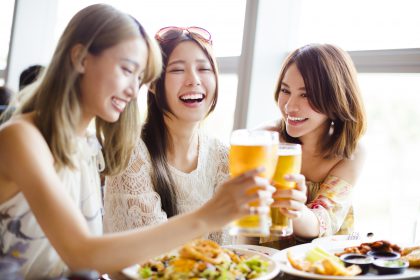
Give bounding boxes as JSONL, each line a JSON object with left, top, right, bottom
{"left": 103, "top": 27, "right": 236, "bottom": 244}
{"left": 256, "top": 44, "right": 366, "bottom": 245}
{"left": 0, "top": 5, "right": 273, "bottom": 278}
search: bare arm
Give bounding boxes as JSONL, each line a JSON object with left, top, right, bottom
{"left": 0, "top": 121, "right": 270, "bottom": 273}
{"left": 291, "top": 144, "right": 367, "bottom": 238}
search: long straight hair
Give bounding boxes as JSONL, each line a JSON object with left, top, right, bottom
{"left": 142, "top": 32, "right": 219, "bottom": 217}
{"left": 274, "top": 44, "right": 366, "bottom": 159}
{"left": 16, "top": 4, "right": 162, "bottom": 175}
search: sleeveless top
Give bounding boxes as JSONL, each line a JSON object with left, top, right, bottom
{"left": 103, "top": 133, "right": 232, "bottom": 244}
{"left": 0, "top": 135, "right": 104, "bottom": 279}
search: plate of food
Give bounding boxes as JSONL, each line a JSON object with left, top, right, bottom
{"left": 122, "top": 239, "right": 281, "bottom": 280}
{"left": 272, "top": 240, "right": 420, "bottom": 279}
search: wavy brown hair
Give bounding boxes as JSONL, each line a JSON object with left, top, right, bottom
{"left": 16, "top": 4, "right": 162, "bottom": 175}
{"left": 274, "top": 44, "right": 366, "bottom": 159}
{"left": 142, "top": 30, "right": 218, "bottom": 217}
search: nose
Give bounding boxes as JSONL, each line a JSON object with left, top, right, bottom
{"left": 126, "top": 77, "right": 140, "bottom": 99}
{"left": 284, "top": 95, "right": 299, "bottom": 114}
{"left": 185, "top": 69, "right": 201, "bottom": 86}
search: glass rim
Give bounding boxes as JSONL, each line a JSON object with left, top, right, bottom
{"left": 230, "top": 129, "right": 279, "bottom": 145}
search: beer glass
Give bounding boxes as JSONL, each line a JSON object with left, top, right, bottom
{"left": 270, "top": 143, "right": 302, "bottom": 236}
{"left": 228, "top": 129, "right": 279, "bottom": 236}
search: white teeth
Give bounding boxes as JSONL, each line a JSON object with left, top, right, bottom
{"left": 288, "top": 116, "right": 306, "bottom": 121}
{"left": 180, "top": 93, "right": 204, "bottom": 100}
{"left": 112, "top": 97, "right": 126, "bottom": 110}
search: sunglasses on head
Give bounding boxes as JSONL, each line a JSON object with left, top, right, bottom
{"left": 155, "top": 26, "right": 212, "bottom": 44}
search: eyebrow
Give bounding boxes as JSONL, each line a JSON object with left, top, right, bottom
{"left": 281, "top": 82, "right": 305, "bottom": 91}
{"left": 167, "top": 59, "right": 210, "bottom": 67}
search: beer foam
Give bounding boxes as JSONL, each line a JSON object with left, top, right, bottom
{"left": 230, "top": 130, "right": 279, "bottom": 145}
{"left": 278, "top": 143, "right": 301, "bottom": 156}
{"left": 278, "top": 148, "right": 301, "bottom": 156}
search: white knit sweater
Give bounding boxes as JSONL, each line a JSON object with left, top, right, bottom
{"left": 103, "top": 133, "right": 232, "bottom": 244}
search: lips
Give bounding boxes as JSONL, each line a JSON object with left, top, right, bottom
{"left": 179, "top": 92, "right": 205, "bottom": 104}
{"left": 111, "top": 97, "right": 128, "bottom": 112}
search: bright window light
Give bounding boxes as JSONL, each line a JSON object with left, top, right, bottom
{"left": 296, "top": 0, "right": 420, "bottom": 50}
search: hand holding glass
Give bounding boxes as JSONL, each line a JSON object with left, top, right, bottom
{"left": 270, "top": 143, "right": 302, "bottom": 236}
{"left": 227, "top": 129, "right": 279, "bottom": 237}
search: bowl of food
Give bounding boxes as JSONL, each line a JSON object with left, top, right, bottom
{"left": 367, "top": 250, "right": 400, "bottom": 260}
{"left": 340, "top": 253, "right": 374, "bottom": 274}
{"left": 372, "top": 259, "right": 409, "bottom": 275}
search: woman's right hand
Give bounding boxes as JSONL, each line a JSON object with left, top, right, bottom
{"left": 198, "top": 168, "right": 275, "bottom": 231}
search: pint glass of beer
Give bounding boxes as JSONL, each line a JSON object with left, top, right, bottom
{"left": 228, "top": 129, "right": 279, "bottom": 237}
{"left": 270, "top": 143, "right": 302, "bottom": 236}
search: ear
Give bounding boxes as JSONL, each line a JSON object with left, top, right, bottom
{"left": 70, "top": 44, "right": 88, "bottom": 74}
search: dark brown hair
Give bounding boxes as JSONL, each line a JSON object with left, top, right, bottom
{"left": 142, "top": 31, "right": 218, "bottom": 217}
{"left": 274, "top": 44, "right": 366, "bottom": 159}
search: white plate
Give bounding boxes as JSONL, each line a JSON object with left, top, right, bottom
{"left": 311, "top": 235, "right": 364, "bottom": 248}
{"left": 122, "top": 247, "right": 281, "bottom": 280}
{"left": 273, "top": 242, "right": 420, "bottom": 280}
{"left": 311, "top": 233, "right": 381, "bottom": 247}
{"left": 223, "top": 244, "right": 281, "bottom": 257}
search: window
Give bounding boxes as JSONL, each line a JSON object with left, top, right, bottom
{"left": 295, "top": 0, "right": 420, "bottom": 51}
{"left": 0, "top": 0, "right": 15, "bottom": 85}
{"left": 285, "top": 0, "right": 420, "bottom": 243}
{"left": 356, "top": 73, "right": 420, "bottom": 243}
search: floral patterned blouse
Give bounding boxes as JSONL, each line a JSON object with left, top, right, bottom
{"left": 261, "top": 175, "right": 354, "bottom": 243}
{"left": 0, "top": 135, "right": 103, "bottom": 279}
{"left": 306, "top": 175, "right": 354, "bottom": 236}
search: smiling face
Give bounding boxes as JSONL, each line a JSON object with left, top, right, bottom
{"left": 277, "top": 63, "right": 329, "bottom": 141}
{"left": 79, "top": 37, "right": 148, "bottom": 124}
{"left": 163, "top": 41, "right": 216, "bottom": 123}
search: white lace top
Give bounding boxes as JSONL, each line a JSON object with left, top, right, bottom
{"left": 0, "top": 135, "right": 103, "bottom": 279}
{"left": 103, "top": 133, "right": 232, "bottom": 244}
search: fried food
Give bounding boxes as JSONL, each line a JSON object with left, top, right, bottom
{"left": 335, "top": 240, "right": 402, "bottom": 256}
{"left": 139, "top": 239, "right": 270, "bottom": 279}
{"left": 401, "top": 246, "right": 420, "bottom": 267}
{"left": 179, "top": 239, "right": 225, "bottom": 264}
{"left": 287, "top": 249, "right": 361, "bottom": 276}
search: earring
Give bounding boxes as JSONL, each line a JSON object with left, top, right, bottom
{"left": 328, "top": 121, "right": 335, "bottom": 136}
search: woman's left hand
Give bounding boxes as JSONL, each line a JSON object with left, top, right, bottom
{"left": 271, "top": 174, "right": 307, "bottom": 219}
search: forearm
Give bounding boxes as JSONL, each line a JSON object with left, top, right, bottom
{"left": 67, "top": 209, "right": 210, "bottom": 273}
{"left": 292, "top": 206, "right": 320, "bottom": 239}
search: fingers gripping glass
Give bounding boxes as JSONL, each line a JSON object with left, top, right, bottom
{"left": 155, "top": 26, "right": 212, "bottom": 44}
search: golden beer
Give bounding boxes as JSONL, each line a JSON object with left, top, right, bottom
{"left": 270, "top": 143, "right": 302, "bottom": 236}
{"left": 228, "top": 130, "right": 278, "bottom": 237}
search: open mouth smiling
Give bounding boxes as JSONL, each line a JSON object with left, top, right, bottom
{"left": 179, "top": 93, "right": 206, "bottom": 104}
{"left": 287, "top": 116, "right": 308, "bottom": 124}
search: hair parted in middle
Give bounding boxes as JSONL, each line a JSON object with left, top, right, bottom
{"left": 274, "top": 43, "right": 366, "bottom": 159}
{"left": 16, "top": 4, "right": 162, "bottom": 176}
{"left": 141, "top": 29, "right": 219, "bottom": 217}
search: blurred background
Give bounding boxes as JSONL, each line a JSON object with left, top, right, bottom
{"left": 1, "top": 0, "right": 419, "bottom": 244}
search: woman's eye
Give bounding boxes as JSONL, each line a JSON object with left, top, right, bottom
{"left": 168, "top": 68, "right": 183, "bottom": 73}
{"left": 301, "top": 93, "right": 307, "bottom": 98}
{"left": 122, "top": 67, "right": 133, "bottom": 74}
{"left": 280, "top": 88, "right": 290, "bottom": 94}
{"left": 199, "top": 67, "right": 212, "bottom": 72}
